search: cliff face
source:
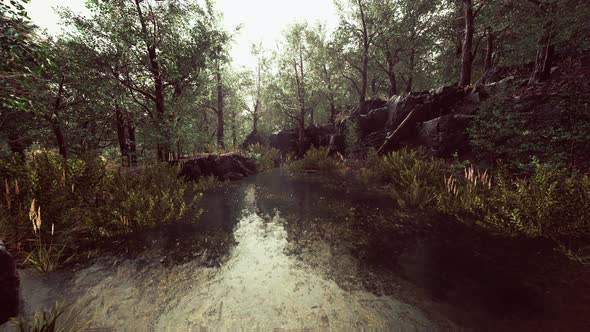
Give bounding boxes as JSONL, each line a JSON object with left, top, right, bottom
{"left": 252, "top": 56, "right": 590, "bottom": 164}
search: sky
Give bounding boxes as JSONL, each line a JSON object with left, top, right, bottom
{"left": 25, "top": 0, "right": 340, "bottom": 71}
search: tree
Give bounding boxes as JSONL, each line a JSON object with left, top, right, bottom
{"left": 335, "top": 0, "right": 382, "bottom": 113}
{"left": 63, "top": 0, "right": 215, "bottom": 161}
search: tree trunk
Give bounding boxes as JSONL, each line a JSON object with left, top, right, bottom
{"left": 387, "top": 55, "right": 398, "bottom": 97}
{"left": 216, "top": 66, "right": 225, "bottom": 149}
{"left": 231, "top": 109, "right": 237, "bottom": 148}
{"left": 52, "top": 74, "right": 67, "bottom": 159}
{"left": 252, "top": 100, "right": 259, "bottom": 133}
{"left": 406, "top": 48, "right": 415, "bottom": 93}
{"left": 358, "top": 0, "right": 369, "bottom": 114}
{"left": 460, "top": 0, "right": 474, "bottom": 87}
{"left": 127, "top": 117, "right": 137, "bottom": 166}
{"left": 484, "top": 27, "right": 494, "bottom": 72}
{"left": 115, "top": 105, "right": 128, "bottom": 166}
{"left": 531, "top": 22, "right": 555, "bottom": 83}
{"left": 51, "top": 123, "right": 67, "bottom": 160}
{"left": 134, "top": 0, "right": 166, "bottom": 160}
{"left": 322, "top": 63, "right": 337, "bottom": 124}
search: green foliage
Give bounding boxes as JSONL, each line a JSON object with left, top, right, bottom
{"left": 437, "top": 162, "right": 590, "bottom": 239}
{"left": 0, "top": 151, "right": 202, "bottom": 270}
{"left": 246, "top": 143, "right": 279, "bottom": 171}
{"left": 288, "top": 147, "right": 343, "bottom": 172}
{"left": 12, "top": 302, "right": 91, "bottom": 332}
{"left": 344, "top": 120, "right": 361, "bottom": 158}
{"left": 360, "top": 148, "right": 449, "bottom": 209}
{"left": 106, "top": 163, "right": 202, "bottom": 235}
{"left": 469, "top": 82, "right": 590, "bottom": 172}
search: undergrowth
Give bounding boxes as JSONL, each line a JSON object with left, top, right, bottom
{"left": 360, "top": 148, "right": 590, "bottom": 242}
{"left": 246, "top": 143, "right": 279, "bottom": 171}
{"left": 288, "top": 146, "right": 343, "bottom": 172}
{"left": 0, "top": 151, "right": 203, "bottom": 271}
{"left": 12, "top": 302, "right": 91, "bottom": 332}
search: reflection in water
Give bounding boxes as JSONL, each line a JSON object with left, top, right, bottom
{"left": 157, "top": 183, "right": 434, "bottom": 330}
{"left": 12, "top": 170, "right": 584, "bottom": 330}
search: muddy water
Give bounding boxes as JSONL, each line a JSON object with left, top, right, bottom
{"left": 5, "top": 169, "right": 590, "bottom": 330}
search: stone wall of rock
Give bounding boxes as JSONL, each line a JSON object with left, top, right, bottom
{"left": 242, "top": 77, "right": 515, "bottom": 159}
{"left": 178, "top": 153, "right": 257, "bottom": 181}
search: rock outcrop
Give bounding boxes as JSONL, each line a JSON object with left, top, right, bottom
{"left": 243, "top": 78, "right": 515, "bottom": 159}
{"left": 241, "top": 130, "right": 266, "bottom": 150}
{"left": 178, "top": 153, "right": 257, "bottom": 181}
{"left": 338, "top": 77, "right": 515, "bottom": 157}
{"left": 268, "top": 125, "right": 337, "bottom": 157}
{"left": 0, "top": 241, "right": 19, "bottom": 325}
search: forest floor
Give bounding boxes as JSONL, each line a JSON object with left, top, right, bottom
{"left": 4, "top": 169, "right": 590, "bottom": 330}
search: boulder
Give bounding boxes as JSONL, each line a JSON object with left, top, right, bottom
{"left": 0, "top": 240, "right": 19, "bottom": 325}
{"left": 178, "top": 153, "right": 257, "bottom": 181}
{"left": 416, "top": 115, "right": 474, "bottom": 157}
{"left": 241, "top": 130, "right": 266, "bottom": 150}
{"left": 269, "top": 125, "right": 337, "bottom": 157}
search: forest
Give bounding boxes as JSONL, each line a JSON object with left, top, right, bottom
{"left": 1, "top": 0, "right": 590, "bottom": 330}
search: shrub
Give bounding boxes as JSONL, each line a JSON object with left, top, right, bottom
{"left": 288, "top": 146, "right": 343, "bottom": 172}
{"left": 0, "top": 151, "right": 203, "bottom": 270}
{"left": 437, "top": 162, "right": 590, "bottom": 239}
{"left": 105, "top": 163, "right": 202, "bottom": 235}
{"left": 360, "top": 148, "right": 449, "bottom": 209}
{"left": 246, "top": 143, "right": 279, "bottom": 171}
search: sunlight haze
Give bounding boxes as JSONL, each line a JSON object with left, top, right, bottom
{"left": 25, "top": 0, "right": 339, "bottom": 70}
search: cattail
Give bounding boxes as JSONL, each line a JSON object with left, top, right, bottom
{"left": 51, "top": 223, "right": 55, "bottom": 236}
{"left": 14, "top": 179, "right": 19, "bottom": 195}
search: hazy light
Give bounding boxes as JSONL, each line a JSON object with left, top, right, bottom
{"left": 25, "top": 0, "right": 339, "bottom": 71}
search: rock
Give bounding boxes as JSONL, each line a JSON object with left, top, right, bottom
{"left": 416, "top": 114, "right": 474, "bottom": 157}
{"left": 0, "top": 240, "right": 19, "bottom": 325}
{"left": 269, "top": 125, "right": 337, "bottom": 157}
{"left": 178, "top": 153, "right": 257, "bottom": 181}
{"left": 241, "top": 130, "right": 266, "bottom": 150}
{"left": 269, "top": 129, "right": 298, "bottom": 156}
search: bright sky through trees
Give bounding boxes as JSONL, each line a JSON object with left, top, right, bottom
{"left": 25, "top": 0, "right": 339, "bottom": 70}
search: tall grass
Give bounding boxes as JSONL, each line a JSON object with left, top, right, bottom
{"left": 360, "top": 148, "right": 590, "bottom": 241}
{"left": 0, "top": 151, "right": 203, "bottom": 271}
{"left": 12, "top": 302, "right": 91, "bottom": 332}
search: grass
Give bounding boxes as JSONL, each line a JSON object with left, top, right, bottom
{"left": 0, "top": 151, "right": 204, "bottom": 271}
{"left": 12, "top": 303, "right": 91, "bottom": 332}
{"left": 359, "top": 148, "right": 590, "bottom": 244}
{"left": 287, "top": 146, "right": 343, "bottom": 172}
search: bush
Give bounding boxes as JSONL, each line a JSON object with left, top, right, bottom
{"left": 287, "top": 146, "right": 343, "bottom": 172}
{"left": 0, "top": 151, "right": 203, "bottom": 270}
{"left": 360, "top": 148, "right": 449, "bottom": 209}
{"left": 246, "top": 143, "right": 279, "bottom": 171}
{"left": 105, "top": 163, "right": 202, "bottom": 235}
{"left": 437, "top": 162, "right": 590, "bottom": 239}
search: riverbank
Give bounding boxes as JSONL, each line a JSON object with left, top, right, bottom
{"left": 4, "top": 169, "right": 590, "bottom": 330}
